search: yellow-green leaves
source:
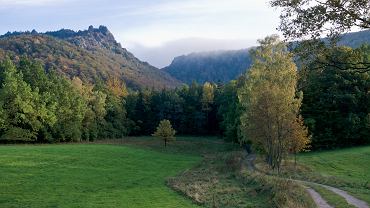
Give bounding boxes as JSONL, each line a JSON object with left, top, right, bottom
{"left": 238, "top": 36, "right": 310, "bottom": 171}
{"left": 152, "top": 119, "right": 176, "bottom": 147}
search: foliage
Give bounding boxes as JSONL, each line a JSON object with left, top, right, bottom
{"left": 216, "top": 80, "right": 243, "bottom": 143}
{"left": 126, "top": 82, "right": 221, "bottom": 137}
{"left": 0, "top": 41, "right": 368, "bottom": 150}
{"left": 201, "top": 82, "right": 215, "bottom": 111}
{"left": 0, "top": 59, "right": 55, "bottom": 141}
{"left": 152, "top": 119, "right": 176, "bottom": 147}
{"left": 300, "top": 46, "right": 370, "bottom": 149}
{"left": 271, "top": 0, "right": 370, "bottom": 73}
{"left": 270, "top": 0, "right": 370, "bottom": 149}
{"left": 0, "top": 26, "right": 181, "bottom": 90}
{"left": 238, "top": 36, "right": 310, "bottom": 171}
{"left": 0, "top": 58, "right": 131, "bottom": 142}
{"left": 270, "top": 0, "right": 370, "bottom": 41}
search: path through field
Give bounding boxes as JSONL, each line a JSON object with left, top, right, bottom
{"left": 245, "top": 154, "right": 369, "bottom": 208}
{"left": 306, "top": 188, "right": 333, "bottom": 208}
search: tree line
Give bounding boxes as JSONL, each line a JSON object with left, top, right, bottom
{"left": 0, "top": 40, "right": 369, "bottom": 150}
{"left": 0, "top": 58, "right": 130, "bottom": 142}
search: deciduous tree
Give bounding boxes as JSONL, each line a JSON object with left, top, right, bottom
{"left": 270, "top": 0, "right": 370, "bottom": 41}
{"left": 152, "top": 119, "right": 176, "bottom": 147}
{"left": 238, "top": 36, "right": 310, "bottom": 171}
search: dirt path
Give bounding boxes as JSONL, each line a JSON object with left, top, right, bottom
{"left": 313, "top": 183, "right": 369, "bottom": 208}
{"left": 244, "top": 153, "right": 369, "bottom": 208}
{"left": 306, "top": 188, "right": 334, "bottom": 208}
{"left": 245, "top": 154, "right": 332, "bottom": 208}
{"left": 320, "top": 185, "right": 368, "bottom": 208}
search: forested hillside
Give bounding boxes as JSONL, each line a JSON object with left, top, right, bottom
{"left": 164, "top": 30, "right": 370, "bottom": 84}
{"left": 338, "top": 30, "right": 370, "bottom": 48}
{"left": 163, "top": 49, "right": 252, "bottom": 84}
{"left": 0, "top": 26, "right": 181, "bottom": 89}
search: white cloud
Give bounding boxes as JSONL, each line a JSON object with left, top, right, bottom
{"left": 127, "top": 37, "right": 257, "bottom": 68}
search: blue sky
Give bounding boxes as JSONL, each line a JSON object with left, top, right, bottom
{"left": 0, "top": 0, "right": 281, "bottom": 67}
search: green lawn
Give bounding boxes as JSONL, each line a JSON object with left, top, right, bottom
{"left": 0, "top": 144, "right": 201, "bottom": 208}
{"left": 298, "top": 146, "right": 370, "bottom": 203}
{"left": 299, "top": 146, "right": 370, "bottom": 184}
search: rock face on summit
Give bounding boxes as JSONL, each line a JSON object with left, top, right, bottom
{"left": 0, "top": 26, "right": 181, "bottom": 89}
{"left": 45, "top": 26, "right": 119, "bottom": 51}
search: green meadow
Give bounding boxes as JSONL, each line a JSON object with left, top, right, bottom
{"left": 0, "top": 144, "right": 201, "bottom": 208}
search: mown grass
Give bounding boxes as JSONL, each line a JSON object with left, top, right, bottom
{"left": 299, "top": 146, "right": 370, "bottom": 184}
{"left": 96, "top": 136, "right": 238, "bottom": 156}
{"left": 3, "top": 137, "right": 365, "bottom": 208}
{"left": 100, "top": 137, "right": 314, "bottom": 207}
{"left": 0, "top": 144, "right": 201, "bottom": 208}
{"left": 297, "top": 146, "right": 370, "bottom": 203}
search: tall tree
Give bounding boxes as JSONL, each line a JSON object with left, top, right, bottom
{"left": 0, "top": 59, "right": 56, "bottom": 141}
{"left": 50, "top": 74, "right": 87, "bottom": 142}
{"left": 238, "top": 36, "right": 310, "bottom": 171}
{"left": 201, "top": 82, "right": 215, "bottom": 132}
{"left": 300, "top": 45, "right": 370, "bottom": 148}
{"left": 216, "top": 80, "right": 242, "bottom": 142}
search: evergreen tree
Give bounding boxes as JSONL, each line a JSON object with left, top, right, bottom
{"left": 300, "top": 45, "right": 370, "bottom": 148}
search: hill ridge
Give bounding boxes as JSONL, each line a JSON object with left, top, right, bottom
{"left": 0, "top": 26, "right": 182, "bottom": 89}
{"left": 164, "top": 30, "right": 370, "bottom": 84}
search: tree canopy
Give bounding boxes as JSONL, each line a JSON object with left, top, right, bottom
{"left": 271, "top": 0, "right": 370, "bottom": 41}
{"left": 152, "top": 119, "right": 176, "bottom": 147}
{"left": 238, "top": 36, "right": 310, "bottom": 171}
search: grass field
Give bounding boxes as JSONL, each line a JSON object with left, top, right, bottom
{"left": 298, "top": 146, "right": 370, "bottom": 203}
{"left": 299, "top": 146, "right": 370, "bottom": 184}
{"left": 0, "top": 144, "right": 201, "bottom": 208}
{"left": 1, "top": 137, "right": 369, "bottom": 208}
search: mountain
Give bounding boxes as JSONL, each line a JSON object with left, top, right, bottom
{"left": 338, "top": 30, "right": 370, "bottom": 48}
{"left": 163, "top": 49, "right": 252, "bottom": 84}
{"left": 0, "top": 26, "right": 181, "bottom": 89}
{"left": 164, "top": 30, "right": 370, "bottom": 84}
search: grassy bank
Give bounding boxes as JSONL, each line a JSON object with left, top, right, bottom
{"left": 297, "top": 146, "right": 370, "bottom": 203}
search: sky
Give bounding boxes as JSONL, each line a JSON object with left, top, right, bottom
{"left": 0, "top": 0, "right": 281, "bottom": 67}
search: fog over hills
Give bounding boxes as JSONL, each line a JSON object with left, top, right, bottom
{"left": 163, "top": 29, "right": 370, "bottom": 84}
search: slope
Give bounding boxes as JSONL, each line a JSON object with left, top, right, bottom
{"left": 0, "top": 26, "right": 181, "bottom": 90}
{"left": 164, "top": 30, "right": 370, "bottom": 84}
{"left": 163, "top": 49, "right": 252, "bottom": 84}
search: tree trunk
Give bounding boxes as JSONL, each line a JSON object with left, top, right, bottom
{"left": 294, "top": 153, "right": 297, "bottom": 168}
{"left": 164, "top": 139, "right": 167, "bottom": 147}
